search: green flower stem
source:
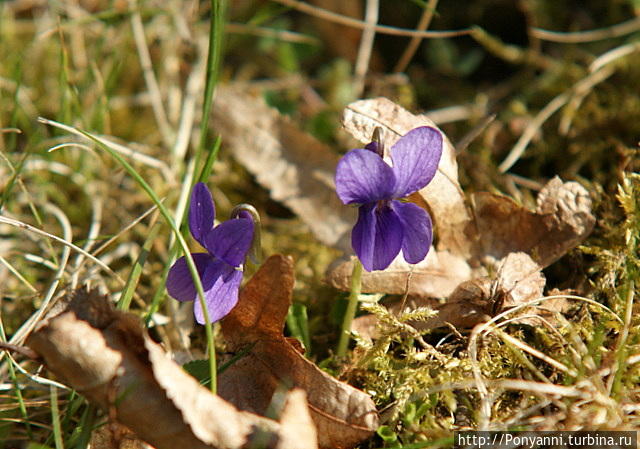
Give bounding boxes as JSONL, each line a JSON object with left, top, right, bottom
{"left": 337, "top": 259, "right": 363, "bottom": 357}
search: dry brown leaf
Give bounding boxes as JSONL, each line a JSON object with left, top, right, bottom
{"left": 326, "top": 250, "right": 472, "bottom": 299}
{"left": 416, "top": 253, "right": 547, "bottom": 330}
{"left": 90, "top": 423, "right": 155, "bottom": 449}
{"left": 27, "top": 287, "right": 317, "bottom": 449}
{"left": 472, "top": 176, "right": 595, "bottom": 268}
{"left": 220, "top": 255, "right": 379, "bottom": 449}
{"left": 212, "top": 86, "right": 356, "bottom": 253}
{"left": 342, "top": 97, "right": 474, "bottom": 258}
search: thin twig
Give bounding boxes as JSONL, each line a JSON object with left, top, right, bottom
{"left": 590, "top": 41, "right": 640, "bottom": 72}
{"left": 498, "top": 328, "right": 577, "bottom": 377}
{"left": 0, "top": 342, "right": 39, "bottom": 360}
{"left": 393, "top": 0, "right": 439, "bottom": 73}
{"left": 273, "top": 0, "right": 470, "bottom": 38}
{"left": 353, "top": 0, "right": 379, "bottom": 97}
{"left": 531, "top": 16, "right": 640, "bottom": 43}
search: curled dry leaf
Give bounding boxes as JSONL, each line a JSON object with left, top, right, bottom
{"left": 327, "top": 250, "right": 472, "bottom": 299}
{"left": 415, "top": 252, "right": 547, "bottom": 330}
{"left": 26, "top": 288, "right": 317, "bottom": 449}
{"left": 471, "top": 176, "right": 596, "bottom": 268}
{"left": 90, "top": 423, "right": 154, "bottom": 449}
{"left": 219, "top": 255, "right": 379, "bottom": 449}
{"left": 212, "top": 86, "right": 356, "bottom": 253}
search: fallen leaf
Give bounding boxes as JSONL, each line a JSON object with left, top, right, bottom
{"left": 326, "top": 250, "right": 472, "bottom": 299}
{"left": 471, "top": 176, "right": 596, "bottom": 268}
{"left": 415, "top": 253, "right": 548, "bottom": 330}
{"left": 27, "top": 287, "right": 317, "bottom": 449}
{"left": 90, "top": 423, "right": 155, "bottom": 449}
{"left": 220, "top": 255, "right": 379, "bottom": 449}
{"left": 212, "top": 86, "right": 356, "bottom": 253}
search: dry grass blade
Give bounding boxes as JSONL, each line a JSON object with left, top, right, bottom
{"left": 590, "top": 41, "right": 640, "bottom": 72}
{"left": 498, "top": 66, "right": 615, "bottom": 173}
{"left": 38, "top": 118, "right": 174, "bottom": 182}
{"left": 128, "top": 0, "right": 174, "bottom": 148}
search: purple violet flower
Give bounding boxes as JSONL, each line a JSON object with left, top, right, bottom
{"left": 335, "top": 126, "right": 443, "bottom": 271}
{"left": 166, "top": 182, "right": 254, "bottom": 324}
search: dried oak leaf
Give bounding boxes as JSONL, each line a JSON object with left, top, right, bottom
{"left": 327, "top": 250, "right": 472, "bottom": 299}
{"left": 212, "top": 86, "right": 356, "bottom": 253}
{"left": 415, "top": 252, "right": 547, "bottom": 330}
{"left": 26, "top": 287, "right": 317, "bottom": 449}
{"left": 219, "top": 255, "right": 379, "bottom": 449}
{"left": 471, "top": 176, "right": 595, "bottom": 268}
{"left": 90, "top": 423, "right": 154, "bottom": 449}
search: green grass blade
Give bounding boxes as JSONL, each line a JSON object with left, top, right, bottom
{"left": 117, "top": 213, "right": 162, "bottom": 311}
{"left": 42, "top": 120, "right": 218, "bottom": 394}
{"left": 286, "top": 303, "right": 310, "bottom": 351}
{"left": 197, "top": 136, "right": 222, "bottom": 184}
{"left": 196, "top": 0, "right": 227, "bottom": 158}
{"left": 50, "top": 386, "right": 64, "bottom": 449}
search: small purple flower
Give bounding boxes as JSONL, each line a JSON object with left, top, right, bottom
{"left": 166, "top": 182, "right": 254, "bottom": 324}
{"left": 335, "top": 126, "right": 443, "bottom": 271}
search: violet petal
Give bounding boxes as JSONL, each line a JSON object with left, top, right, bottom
{"left": 204, "top": 217, "right": 254, "bottom": 267}
{"left": 391, "top": 200, "right": 433, "bottom": 264}
{"left": 336, "top": 149, "right": 395, "bottom": 204}
{"left": 193, "top": 262, "right": 243, "bottom": 324}
{"left": 166, "top": 253, "right": 217, "bottom": 302}
{"left": 390, "top": 127, "right": 443, "bottom": 198}
{"left": 352, "top": 202, "right": 404, "bottom": 271}
{"left": 189, "top": 182, "right": 216, "bottom": 247}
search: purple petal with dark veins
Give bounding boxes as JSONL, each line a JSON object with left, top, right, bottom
{"left": 391, "top": 200, "right": 433, "bottom": 264}
{"left": 193, "top": 262, "right": 243, "bottom": 324}
{"left": 352, "top": 202, "right": 404, "bottom": 271}
{"left": 336, "top": 149, "right": 395, "bottom": 205}
{"left": 390, "top": 127, "right": 443, "bottom": 198}
{"left": 204, "top": 217, "right": 254, "bottom": 267}
{"left": 166, "top": 253, "right": 217, "bottom": 302}
{"left": 189, "top": 182, "right": 216, "bottom": 247}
